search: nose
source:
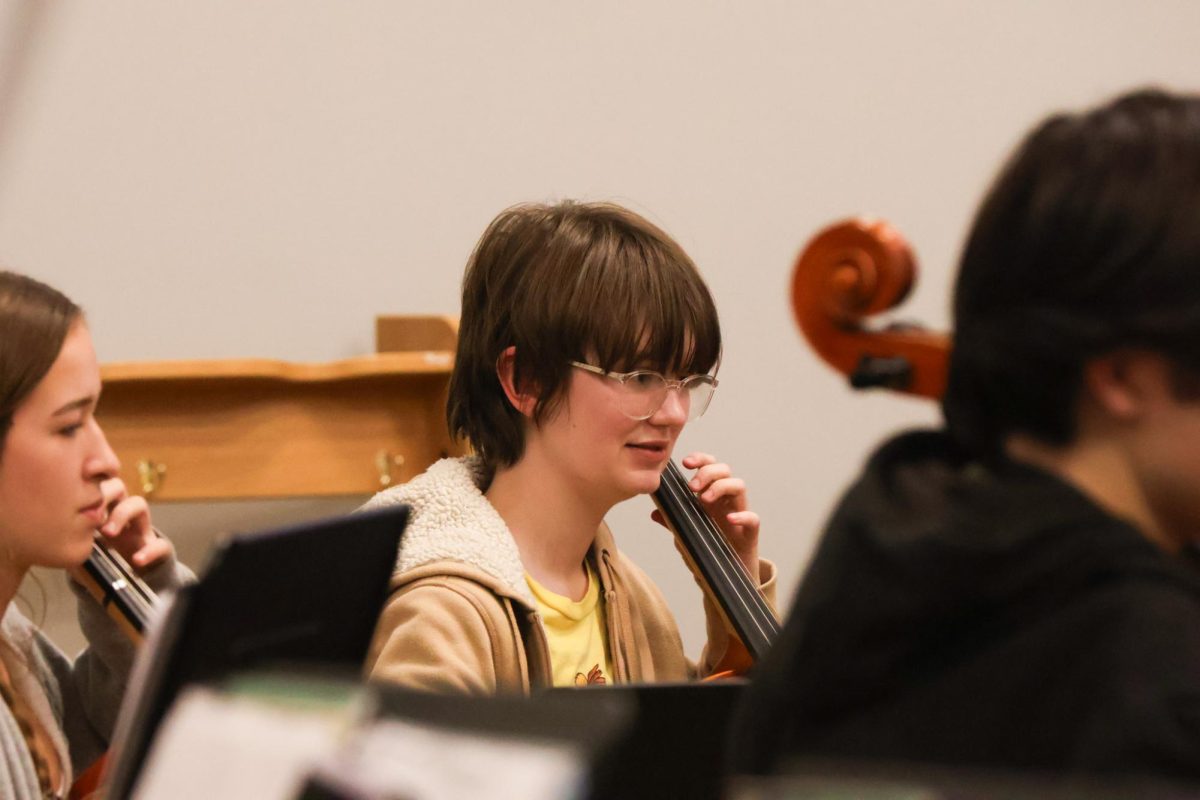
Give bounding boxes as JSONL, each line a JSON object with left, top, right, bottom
{"left": 84, "top": 419, "right": 121, "bottom": 481}
{"left": 649, "top": 386, "right": 690, "bottom": 427}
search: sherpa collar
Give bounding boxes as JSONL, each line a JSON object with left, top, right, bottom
{"left": 361, "top": 456, "right": 537, "bottom": 608}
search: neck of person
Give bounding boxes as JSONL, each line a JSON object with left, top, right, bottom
{"left": 1005, "top": 431, "right": 1183, "bottom": 554}
{"left": 0, "top": 559, "right": 26, "bottom": 620}
{"left": 486, "top": 451, "right": 613, "bottom": 601}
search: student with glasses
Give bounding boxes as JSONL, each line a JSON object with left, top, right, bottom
{"left": 362, "top": 200, "right": 774, "bottom": 694}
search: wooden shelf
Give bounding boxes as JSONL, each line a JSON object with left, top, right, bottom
{"left": 95, "top": 316, "right": 464, "bottom": 502}
{"left": 100, "top": 352, "right": 454, "bottom": 383}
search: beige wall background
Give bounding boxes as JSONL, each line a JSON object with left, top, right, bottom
{"left": 3, "top": 0, "right": 1199, "bottom": 655}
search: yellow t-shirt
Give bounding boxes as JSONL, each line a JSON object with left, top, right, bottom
{"left": 525, "top": 563, "right": 612, "bottom": 687}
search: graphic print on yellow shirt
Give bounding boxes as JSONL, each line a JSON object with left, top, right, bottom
{"left": 525, "top": 562, "right": 612, "bottom": 687}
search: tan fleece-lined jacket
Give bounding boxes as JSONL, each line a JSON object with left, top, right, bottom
{"left": 361, "top": 456, "right": 776, "bottom": 695}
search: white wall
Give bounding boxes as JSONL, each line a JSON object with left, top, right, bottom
{"left": 3, "top": 0, "right": 1199, "bottom": 655}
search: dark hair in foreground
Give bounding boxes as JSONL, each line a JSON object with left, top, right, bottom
{"left": 0, "top": 271, "right": 82, "bottom": 449}
{"left": 944, "top": 88, "right": 1200, "bottom": 459}
{"left": 448, "top": 200, "right": 721, "bottom": 470}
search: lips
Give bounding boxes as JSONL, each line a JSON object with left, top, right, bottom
{"left": 626, "top": 440, "right": 669, "bottom": 455}
{"left": 79, "top": 498, "right": 106, "bottom": 526}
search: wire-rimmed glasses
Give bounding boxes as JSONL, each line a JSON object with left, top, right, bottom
{"left": 569, "top": 361, "right": 718, "bottom": 421}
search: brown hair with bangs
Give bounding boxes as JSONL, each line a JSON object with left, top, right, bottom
{"left": 0, "top": 271, "right": 82, "bottom": 452}
{"left": 448, "top": 200, "right": 721, "bottom": 471}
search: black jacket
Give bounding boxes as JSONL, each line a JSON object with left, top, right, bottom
{"left": 734, "top": 429, "right": 1200, "bottom": 780}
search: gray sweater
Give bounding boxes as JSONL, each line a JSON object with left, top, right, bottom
{"left": 0, "top": 556, "right": 188, "bottom": 800}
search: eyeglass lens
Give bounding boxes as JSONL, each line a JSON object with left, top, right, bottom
{"left": 618, "top": 373, "right": 714, "bottom": 421}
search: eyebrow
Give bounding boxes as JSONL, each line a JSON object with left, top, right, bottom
{"left": 51, "top": 396, "right": 95, "bottom": 417}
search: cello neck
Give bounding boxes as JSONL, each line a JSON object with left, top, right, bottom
{"left": 651, "top": 459, "right": 778, "bottom": 662}
{"left": 76, "top": 538, "right": 158, "bottom": 644}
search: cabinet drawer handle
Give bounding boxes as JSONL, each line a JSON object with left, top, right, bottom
{"left": 137, "top": 459, "right": 167, "bottom": 496}
{"left": 375, "top": 451, "right": 405, "bottom": 487}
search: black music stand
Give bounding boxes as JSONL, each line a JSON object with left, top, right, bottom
{"left": 103, "top": 504, "right": 409, "bottom": 799}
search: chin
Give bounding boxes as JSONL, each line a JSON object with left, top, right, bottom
{"left": 64, "top": 528, "right": 96, "bottom": 565}
{"left": 624, "top": 470, "right": 663, "bottom": 496}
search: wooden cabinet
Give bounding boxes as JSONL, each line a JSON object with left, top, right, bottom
{"left": 95, "top": 316, "right": 463, "bottom": 502}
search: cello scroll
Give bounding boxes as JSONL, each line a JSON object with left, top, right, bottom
{"left": 790, "top": 218, "right": 950, "bottom": 399}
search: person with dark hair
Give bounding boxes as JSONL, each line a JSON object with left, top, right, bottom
{"left": 732, "top": 88, "right": 1200, "bottom": 782}
{"left": 0, "top": 271, "right": 189, "bottom": 798}
{"left": 362, "top": 200, "right": 774, "bottom": 694}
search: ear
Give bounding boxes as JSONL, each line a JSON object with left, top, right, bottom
{"left": 1082, "top": 350, "right": 1170, "bottom": 422}
{"left": 495, "top": 346, "right": 538, "bottom": 418}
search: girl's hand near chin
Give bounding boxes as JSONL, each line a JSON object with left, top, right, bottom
{"left": 95, "top": 476, "right": 171, "bottom": 571}
{"left": 650, "top": 451, "right": 761, "bottom": 581}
